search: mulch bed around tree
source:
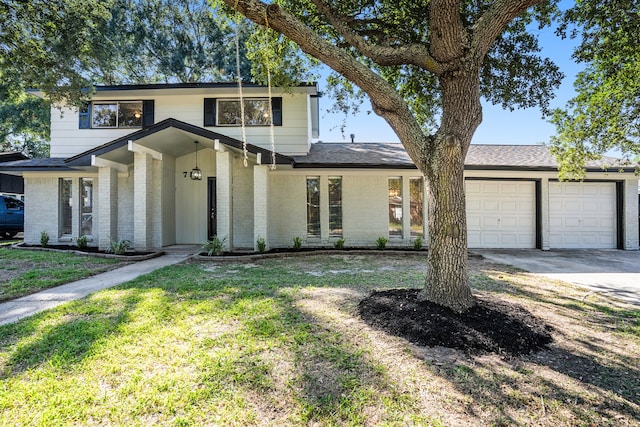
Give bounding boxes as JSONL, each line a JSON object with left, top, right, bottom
{"left": 358, "top": 288, "right": 553, "bottom": 356}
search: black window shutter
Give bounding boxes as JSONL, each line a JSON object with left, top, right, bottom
{"left": 204, "top": 98, "right": 216, "bottom": 126}
{"left": 79, "top": 103, "right": 91, "bottom": 129}
{"left": 271, "top": 97, "right": 282, "bottom": 126}
{"left": 142, "top": 100, "right": 154, "bottom": 128}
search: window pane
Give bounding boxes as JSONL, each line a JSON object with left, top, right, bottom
{"left": 118, "top": 101, "right": 143, "bottom": 127}
{"left": 329, "top": 177, "right": 342, "bottom": 237}
{"left": 410, "top": 178, "right": 424, "bottom": 237}
{"left": 218, "top": 99, "right": 271, "bottom": 125}
{"left": 388, "top": 177, "right": 402, "bottom": 237}
{"left": 92, "top": 103, "right": 117, "bottom": 128}
{"left": 244, "top": 100, "right": 271, "bottom": 125}
{"left": 80, "top": 178, "right": 93, "bottom": 236}
{"left": 59, "top": 178, "right": 72, "bottom": 235}
{"left": 306, "top": 177, "right": 320, "bottom": 237}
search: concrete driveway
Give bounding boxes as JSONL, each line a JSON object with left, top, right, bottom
{"left": 477, "top": 249, "right": 640, "bottom": 307}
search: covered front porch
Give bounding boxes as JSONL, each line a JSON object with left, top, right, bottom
{"left": 67, "top": 119, "right": 292, "bottom": 252}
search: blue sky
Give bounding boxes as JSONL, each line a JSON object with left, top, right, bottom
{"left": 317, "top": 20, "right": 583, "bottom": 146}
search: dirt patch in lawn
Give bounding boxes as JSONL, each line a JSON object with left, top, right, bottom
{"left": 359, "top": 288, "right": 553, "bottom": 356}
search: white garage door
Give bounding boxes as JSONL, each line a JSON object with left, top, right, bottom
{"left": 549, "top": 182, "right": 617, "bottom": 248}
{"left": 466, "top": 180, "right": 536, "bottom": 248}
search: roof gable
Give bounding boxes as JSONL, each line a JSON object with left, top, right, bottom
{"left": 65, "top": 118, "right": 294, "bottom": 167}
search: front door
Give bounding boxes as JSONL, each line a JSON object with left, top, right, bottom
{"left": 208, "top": 177, "right": 217, "bottom": 239}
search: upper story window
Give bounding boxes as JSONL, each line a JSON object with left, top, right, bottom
{"left": 218, "top": 99, "right": 271, "bottom": 126}
{"left": 204, "top": 97, "right": 282, "bottom": 127}
{"left": 79, "top": 100, "right": 154, "bottom": 129}
{"left": 92, "top": 101, "right": 142, "bottom": 128}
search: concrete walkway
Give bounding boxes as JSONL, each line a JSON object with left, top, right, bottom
{"left": 477, "top": 249, "right": 640, "bottom": 307}
{"left": 0, "top": 253, "right": 190, "bottom": 326}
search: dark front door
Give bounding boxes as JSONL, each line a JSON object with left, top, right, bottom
{"left": 208, "top": 177, "right": 217, "bottom": 239}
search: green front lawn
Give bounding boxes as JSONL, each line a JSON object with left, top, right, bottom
{"left": 0, "top": 247, "right": 128, "bottom": 302}
{"left": 0, "top": 255, "right": 638, "bottom": 426}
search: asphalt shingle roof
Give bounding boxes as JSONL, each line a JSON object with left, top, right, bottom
{"left": 293, "top": 143, "right": 628, "bottom": 171}
{"left": 0, "top": 157, "right": 76, "bottom": 171}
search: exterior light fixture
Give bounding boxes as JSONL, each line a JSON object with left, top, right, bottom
{"left": 190, "top": 141, "right": 202, "bottom": 180}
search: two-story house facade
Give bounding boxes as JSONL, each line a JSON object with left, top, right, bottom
{"left": 1, "top": 82, "right": 638, "bottom": 252}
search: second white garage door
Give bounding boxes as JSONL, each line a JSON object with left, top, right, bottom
{"left": 466, "top": 180, "right": 536, "bottom": 248}
{"left": 549, "top": 182, "right": 617, "bottom": 248}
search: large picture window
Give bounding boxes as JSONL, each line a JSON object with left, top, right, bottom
{"left": 388, "top": 177, "right": 402, "bottom": 237}
{"left": 83, "top": 101, "right": 143, "bottom": 128}
{"left": 306, "top": 177, "right": 320, "bottom": 237}
{"left": 80, "top": 178, "right": 93, "bottom": 236}
{"left": 217, "top": 99, "right": 272, "bottom": 126}
{"left": 410, "top": 178, "right": 424, "bottom": 237}
{"left": 328, "top": 177, "right": 342, "bottom": 237}
{"left": 59, "top": 178, "right": 72, "bottom": 236}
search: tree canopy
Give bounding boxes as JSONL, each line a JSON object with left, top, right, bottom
{"left": 550, "top": 0, "right": 640, "bottom": 179}
{"left": 0, "top": 0, "right": 260, "bottom": 156}
{"left": 220, "top": 0, "right": 564, "bottom": 312}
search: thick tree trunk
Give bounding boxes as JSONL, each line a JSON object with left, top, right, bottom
{"left": 420, "top": 133, "right": 474, "bottom": 312}
{"left": 419, "top": 71, "right": 482, "bottom": 313}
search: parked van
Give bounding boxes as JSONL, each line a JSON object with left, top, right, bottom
{"left": 0, "top": 195, "right": 24, "bottom": 238}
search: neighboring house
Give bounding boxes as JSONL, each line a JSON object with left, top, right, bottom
{"left": 0, "top": 83, "right": 638, "bottom": 251}
{"left": 0, "top": 152, "right": 27, "bottom": 201}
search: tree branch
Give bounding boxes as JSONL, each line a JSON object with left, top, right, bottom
{"left": 472, "top": 0, "right": 544, "bottom": 63}
{"left": 309, "top": 0, "right": 445, "bottom": 73}
{"left": 222, "top": 0, "right": 429, "bottom": 165}
{"left": 429, "top": 0, "right": 468, "bottom": 63}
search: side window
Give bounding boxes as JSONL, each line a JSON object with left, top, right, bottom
{"left": 59, "top": 178, "right": 73, "bottom": 236}
{"left": 4, "top": 197, "right": 23, "bottom": 210}
{"left": 388, "top": 177, "right": 402, "bottom": 237}
{"left": 306, "top": 176, "right": 321, "bottom": 237}
{"left": 328, "top": 177, "right": 342, "bottom": 237}
{"left": 410, "top": 178, "right": 424, "bottom": 237}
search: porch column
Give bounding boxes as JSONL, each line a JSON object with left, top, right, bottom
{"left": 253, "top": 165, "right": 269, "bottom": 251}
{"left": 216, "top": 151, "right": 232, "bottom": 250}
{"left": 133, "top": 151, "right": 153, "bottom": 250}
{"left": 623, "top": 178, "right": 639, "bottom": 250}
{"left": 97, "top": 166, "right": 118, "bottom": 250}
{"left": 540, "top": 178, "right": 550, "bottom": 250}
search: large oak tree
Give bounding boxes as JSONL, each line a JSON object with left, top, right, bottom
{"left": 220, "top": 0, "right": 563, "bottom": 312}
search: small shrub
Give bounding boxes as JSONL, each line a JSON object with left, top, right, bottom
{"left": 413, "top": 236, "right": 423, "bottom": 250}
{"left": 334, "top": 238, "right": 345, "bottom": 249}
{"left": 376, "top": 236, "right": 388, "bottom": 250}
{"left": 107, "top": 237, "right": 132, "bottom": 255}
{"left": 77, "top": 235, "right": 88, "bottom": 250}
{"left": 256, "top": 236, "right": 267, "bottom": 253}
{"left": 40, "top": 231, "right": 49, "bottom": 247}
{"left": 292, "top": 236, "right": 303, "bottom": 251}
{"left": 203, "top": 235, "right": 227, "bottom": 256}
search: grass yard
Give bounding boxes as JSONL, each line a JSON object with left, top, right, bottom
{"left": 0, "top": 254, "right": 638, "bottom": 426}
{"left": 0, "top": 247, "right": 129, "bottom": 302}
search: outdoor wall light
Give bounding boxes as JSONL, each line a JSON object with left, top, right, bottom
{"left": 190, "top": 140, "right": 202, "bottom": 180}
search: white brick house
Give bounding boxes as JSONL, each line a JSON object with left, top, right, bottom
{"left": 1, "top": 83, "right": 638, "bottom": 251}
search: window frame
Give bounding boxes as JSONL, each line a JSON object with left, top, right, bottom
{"left": 328, "top": 176, "right": 343, "bottom": 238}
{"left": 388, "top": 177, "right": 403, "bottom": 238}
{"left": 80, "top": 100, "right": 152, "bottom": 129}
{"left": 204, "top": 97, "right": 282, "bottom": 127}
{"left": 306, "top": 176, "right": 321, "bottom": 238}
{"left": 59, "top": 178, "right": 73, "bottom": 237}
{"left": 80, "top": 178, "right": 94, "bottom": 237}
{"left": 409, "top": 177, "right": 424, "bottom": 238}
{"left": 216, "top": 98, "right": 272, "bottom": 126}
